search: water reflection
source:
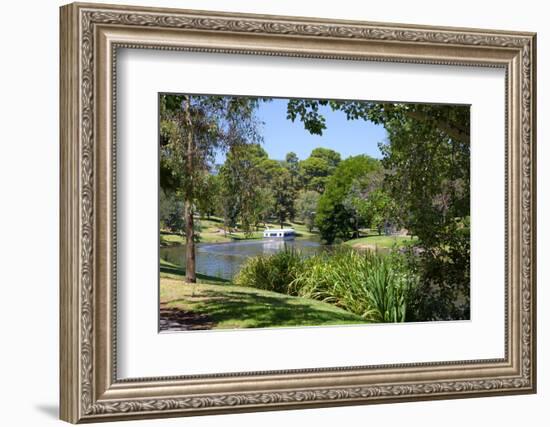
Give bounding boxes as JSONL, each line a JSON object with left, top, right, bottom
{"left": 160, "top": 238, "right": 329, "bottom": 281}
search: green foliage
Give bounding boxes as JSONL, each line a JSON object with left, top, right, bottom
{"left": 297, "top": 147, "right": 341, "bottom": 193}
{"left": 352, "top": 188, "right": 394, "bottom": 235}
{"left": 401, "top": 217, "right": 470, "bottom": 321}
{"left": 295, "top": 190, "right": 320, "bottom": 232}
{"left": 160, "top": 94, "right": 265, "bottom": 280}
{"left": 160, "top": 94, "right": 263, "bottom": 199}
{"left": 219, "top": 144, "right": 268, "bottom": 234}
{"left": 271, "top": 168, "right": 296, "bottom": 227}
{"left": 160, "top": 94, "right": 471, "bottom": 321}
{"left": 315, "top": 155, "right": 381, "bottom": 243}
{"left": 286, "top": 98, "right": 327, "bottom": 135}
{"left": 291, "top": 249, "right": 417, "bottom": 323}
{"left": 234, "top": 249, "right": 305, "bottom": 295}
{"left": 298, "top": 156, "right": 331, "bottom": 193}
{"left": 285, "top": 98, "right": 471, "bottom": 321}
{"left": 236, "top": 247, "right": 418, "bottom": 323}
{"left": 257, "top": 158, "right": 282, "bottom": 182}
{"left": 159, "top": 189, "right": 185, "bottom": 233}
{"left": 286, "top": 99, "right": 469, "bottom": 145}
{"left": 195, "top": 173, "right": 223, "bottom": 218}
{"left": 219, "top": 144, "right": 297, "bottom": 230}
{"left": 376, "top": 104, "right": 470, "bottom": 321}
{"left": 379, "top": 117, "right": 469, "bottom": 246}
{"left": 310, "top": 147, "right": 341, "bottom": 168}
{"left": 284, "top": 151, "right": 300, "bottom": 189}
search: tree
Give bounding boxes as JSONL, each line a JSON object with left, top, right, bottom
{"left": 295, "top": 190, "right": 320, "bottom": 232}
{"left": 254, "top": 187, "right": 275, "bottom": 227}
{"left": 353, "top": 188, "right": 394, "bottom": 235}
{"left": 310, "top": 147, "right": 341, "bottom": 169}
{"left": 195, "top": 173, "right": 222, "bottom": 219}
{"left": 257, "top": 157, "right": 283, "bottom": 183}
{"left": 219, "top": 143, "right": 268, "bottom": 236}
{"left": 287, "top": 98, "right": 471, "bottom": 320}
{"left": 284, "top": 152, "right": 300, "bottom": 188}
{"left": 271, "top": 168, "right": 295, "bottom": 228}
{"left": 287, "top": 99, "right": 469, "bottom": 145}
{"left": 315, "top": 155, "right": 381, "bottom": 243}
{"left": 379, "top": 121, "right": 469, "bottom": 245}
{"left": 298, "top": 148, "right": 341, "bottom": 193}
{"left": 160, "top": 95, "right": 262, "bottom": 282}
{"left": 299, "top": 156, "right": 330, "bottom": 193}
{"left": 379, "top": 115, "right": 470, "bottom": 320}
{"left": 338, "top": 168, "right": 395, "bottom": 235}
{"left": 159, "top": 188, "right": 185, "bottom": 233}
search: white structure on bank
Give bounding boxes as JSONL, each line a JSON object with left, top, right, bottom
{"left": 263, "top": 228, "right": 296, "bottom": 240}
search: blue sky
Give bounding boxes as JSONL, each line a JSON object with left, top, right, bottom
{"left": 216, "top": 98, "right": 387, "bottom": 163}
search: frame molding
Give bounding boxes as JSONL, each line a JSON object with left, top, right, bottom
{"left": 60, "top": 2, "right": 536, "bottom": 423}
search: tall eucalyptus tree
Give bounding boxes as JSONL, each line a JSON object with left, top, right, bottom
{"left": 160, "top": 94, "right": 262, "bottom": 282}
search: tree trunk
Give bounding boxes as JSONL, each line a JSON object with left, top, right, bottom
{"left": 185, "top": 199, "right": 196, "bottom": 283}
{"left": 183, "top": 96, "right": 196, "bottom": 283}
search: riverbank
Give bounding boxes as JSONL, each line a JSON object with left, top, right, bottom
{"left": 159, "top": 258, "right": 366, "bottom": 331}
{"left": 344, "top": 232, "right": 417, "bottom": 251}
{"left": 161, "top": 217, "right": 319, "bottom": 247}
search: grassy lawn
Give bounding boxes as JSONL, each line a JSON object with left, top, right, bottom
{"left": 345, "top": 233, "right": 417, "bottom": 250}
{"left": 160, "top": 232, "right": 186, "bottom": 246}
{"left": 287, "top": 221, "right": 317, "bottom": 238}
{"left": 159, "top": 258, "right": 366, "bottom": 330}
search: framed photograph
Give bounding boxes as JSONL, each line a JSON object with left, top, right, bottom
{"left": 60, "top": 2, "right": 537, "bottom": 423}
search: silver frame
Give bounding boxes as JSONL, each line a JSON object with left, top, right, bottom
{"left": 60, "top": 2, "right": 536, "bottom": 423}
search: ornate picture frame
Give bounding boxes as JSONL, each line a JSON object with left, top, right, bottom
{"left": 60, "top": 2, "right": 536, "bottom": 423}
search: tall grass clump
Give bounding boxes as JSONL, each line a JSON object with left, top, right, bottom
{"left": 234, "top": 248, "right": 304, "bottom": 295}
{"left": 235, "top": 246, "right": 418, "bottom": 323}
{"left": 291, "top": 248, "right": 418, "bottom": 322}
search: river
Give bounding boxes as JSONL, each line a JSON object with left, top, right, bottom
{"left": 160, "top": 238, "right": 330, "bottom": 281}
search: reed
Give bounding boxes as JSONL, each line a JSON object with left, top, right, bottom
{"left": 233, "top": 248, "right": 304, "bottom": 295}
{"left": 235, "top": 247, "right": 418, "bottom": 322}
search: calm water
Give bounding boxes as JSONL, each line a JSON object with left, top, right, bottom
{"left": 160, "top": 238, "right": 329, "bottom": 281}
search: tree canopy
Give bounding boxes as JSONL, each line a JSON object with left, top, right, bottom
{"left": 315, "top": 155, "right": 381, "bottom": 243}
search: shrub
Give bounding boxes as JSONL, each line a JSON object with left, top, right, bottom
{"left": 400, "top": 222, "right": 470, "bottom": 321}
{"left": 235, "top": 246, "right": 418, "bottom": 323}
{"left": 233, "top": 248, "right": 304, "bottom": 295}
{"left": 291, "top": 248, "right": 417, "bottom": 322}
{"left": 159, "top": 190, "right": 185, "bottom": 233}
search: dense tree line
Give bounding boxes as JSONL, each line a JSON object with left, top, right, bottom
{"left": 160, "top": 136, "right": 388, "bottom": 245}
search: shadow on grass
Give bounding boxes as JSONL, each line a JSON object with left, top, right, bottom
{"left": 166, "top": 288, "right": 365, "bottom": 329}
{"left": 160, "top": 306, "right": 216, "bottom": 331}
{"left": 199, "top": 216, "right": 224, "bottom": 224}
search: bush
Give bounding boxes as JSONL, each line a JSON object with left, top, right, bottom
{"left": 291, "top": 248, "right": 417, "bottom": 322}
{"left": 159, "top": 190, "right": 185, "bottom": 233}
{"left": 401, "top": 222, "right": 470, "bottom": 321}
{"left": 233, "top": 249, "right": 304, "bottom": 295}
{"left": 235, "top": 246, "right": 419, "bottom": 323}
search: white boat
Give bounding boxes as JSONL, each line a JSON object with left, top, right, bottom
{"left": 263, "top": 228, "right": 296, "bottom": 240}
